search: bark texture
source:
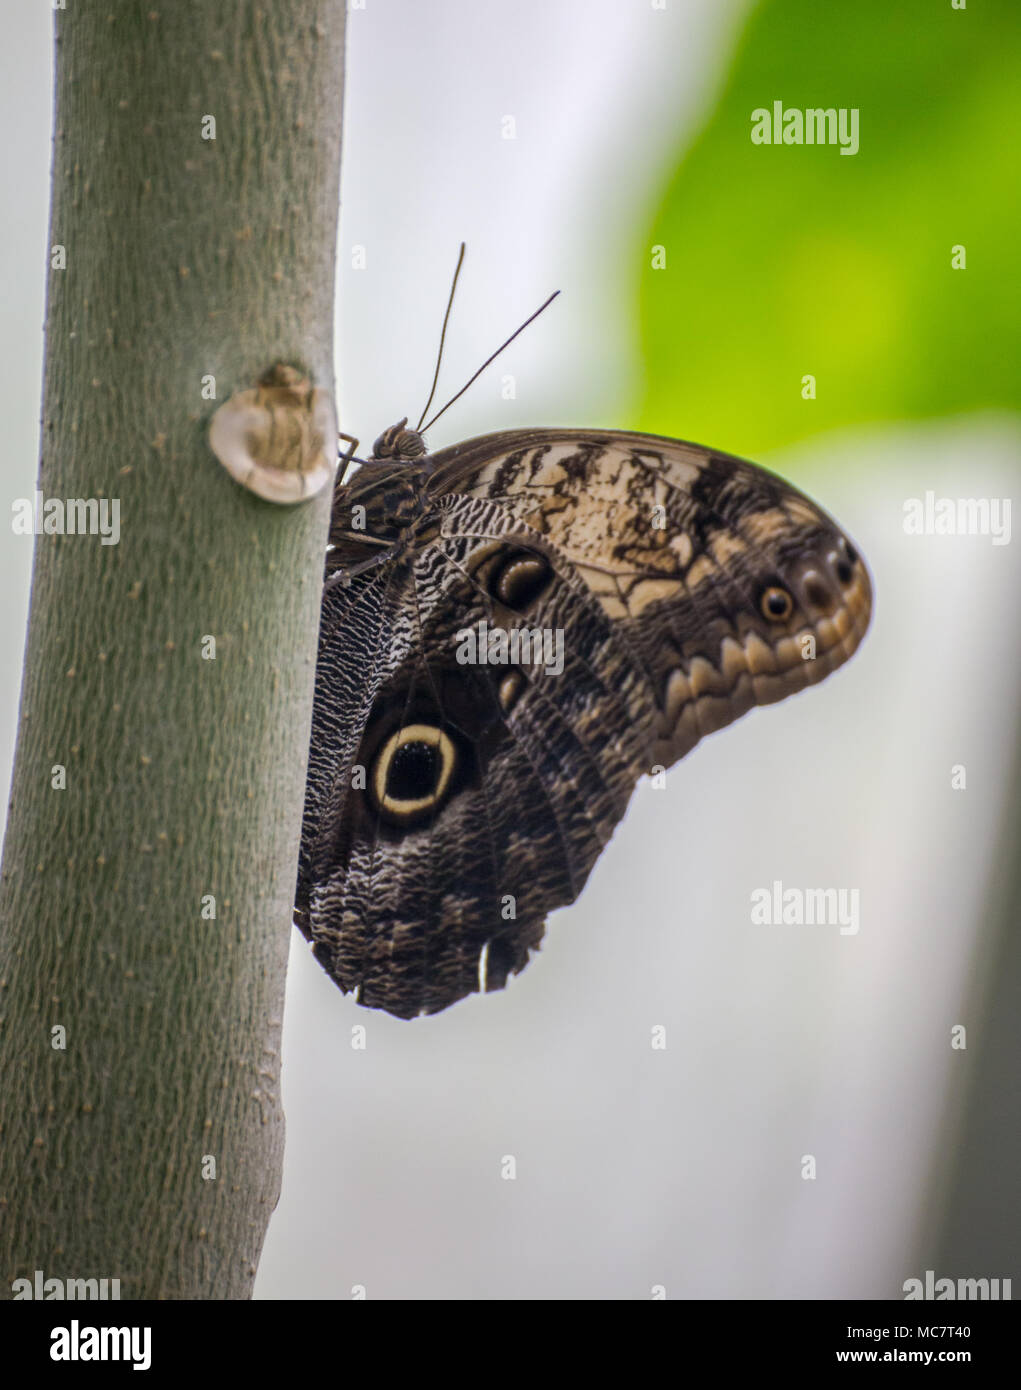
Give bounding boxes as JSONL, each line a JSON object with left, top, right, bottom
{"left": 0, "top": 2, "right": 345, "bottom": 1299}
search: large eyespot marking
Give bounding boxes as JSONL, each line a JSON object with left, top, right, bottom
{"left": 371, "top": 723, "right": 458, "bottom": 824}
{"left": 760, "top": 585, "right": 794, "bottom": 622}
{"left": 489, "top": 550, "right": 552, "bottom": 611}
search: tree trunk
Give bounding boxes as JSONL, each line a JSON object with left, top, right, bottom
{"left": 0, "top": 2, "right": 345, "bottom": 1299}
{"left": 921, "top": 718, "right": 1021, "bottom": 1292}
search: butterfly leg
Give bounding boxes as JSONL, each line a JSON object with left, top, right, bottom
{"left": 337, "top": 431, "right": 370, "bottom": 484}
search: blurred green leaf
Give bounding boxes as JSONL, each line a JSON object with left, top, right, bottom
{"left": 639, "top": 0, "right": 1021, "bottom": 457}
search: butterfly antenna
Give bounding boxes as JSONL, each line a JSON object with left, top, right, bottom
{"left": 415, "top": 242, "right": 467, "bottom": 432}
{"left": 419, "top": 289, "right": 560, "bottom": 436}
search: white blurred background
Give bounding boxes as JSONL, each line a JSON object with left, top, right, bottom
{"left": 1, "top": 0, "right": 1016, "bottom": 1299}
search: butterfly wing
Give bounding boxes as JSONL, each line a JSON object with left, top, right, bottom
{"left": 295, "top": 431, "right": 871, "bottom": 1018}
{"left": 429, "top": 429, "right": 871, "bottom": 765}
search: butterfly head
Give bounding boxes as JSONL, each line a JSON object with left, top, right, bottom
{"left": 371, "top": 418, "right": 429, "bottom": 463}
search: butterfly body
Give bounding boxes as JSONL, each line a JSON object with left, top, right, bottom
{"left": 295, "top": 423, "right": 871, "bottom": 1018}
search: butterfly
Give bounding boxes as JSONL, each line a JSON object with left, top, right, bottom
{"left": 293, "top": 251, "right": 872, "bottom": 1019}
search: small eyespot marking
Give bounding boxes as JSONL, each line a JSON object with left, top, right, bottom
{"left": 802, "top": 572, "right": 831, "bottom": 609}
{"left": 490, "top": 551, "right": 552, "bottom": 610}
{"left": 497, "top": 669, "right": 527, "bottom": 713}
{"left": 760, "top": 585, "right": 793, "bottom": 622}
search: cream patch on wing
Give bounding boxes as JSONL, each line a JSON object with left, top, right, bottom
{"left": 471, "top": 443, "right": 712, "bottom": 618}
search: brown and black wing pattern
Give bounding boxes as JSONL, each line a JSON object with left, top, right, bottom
{"left": 295, "top": 430, "right": 871, "bottom": 1018}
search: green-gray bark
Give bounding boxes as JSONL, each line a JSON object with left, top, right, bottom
{"left": 0, "top": 2, "right": 345, "bottom": 1299}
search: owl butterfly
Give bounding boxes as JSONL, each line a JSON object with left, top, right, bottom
{"left": 294, "top": 249, "right": 871, "bottom": 1019}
